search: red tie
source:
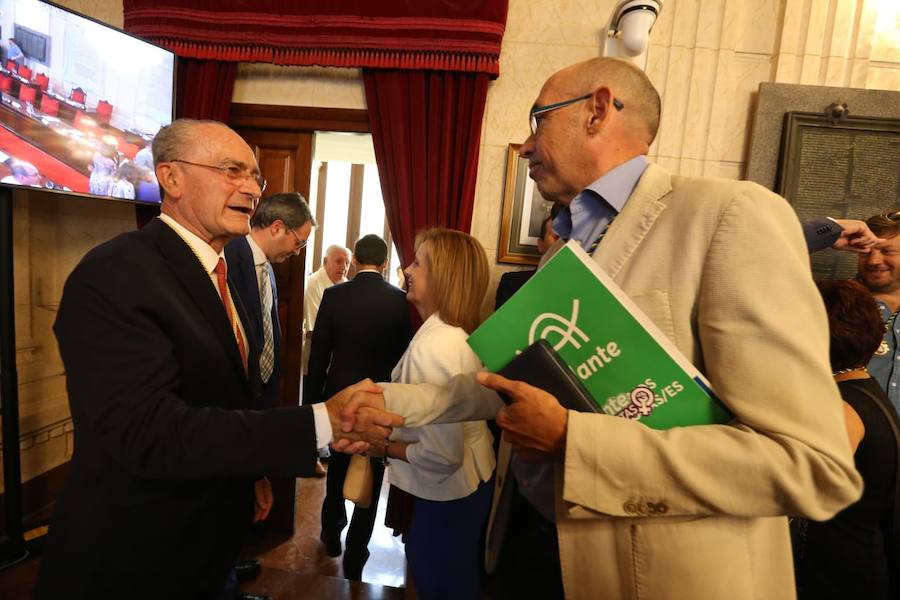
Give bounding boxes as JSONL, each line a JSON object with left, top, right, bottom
{"left": 214, "top": 258, "right": 248, "bottom": 374}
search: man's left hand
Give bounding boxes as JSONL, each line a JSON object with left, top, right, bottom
{"left": 832, "top": 219, "right": 883, "bottom": 253}
{"left": 476, "top": 372, "right": 568, "bottom": 462}
{"left": 253, "top": 477, "right": 273, "bottom": 523}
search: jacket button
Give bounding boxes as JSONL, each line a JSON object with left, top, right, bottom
{"left": 624, "top": 502, "right": 637, "bottom": 514}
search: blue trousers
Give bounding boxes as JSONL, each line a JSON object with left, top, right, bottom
{"left": 405, "top": 478, "right": 493, "bottom": 600}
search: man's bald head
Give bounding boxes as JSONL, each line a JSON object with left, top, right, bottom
{"left": 548, "top": 57, "right": 661, "bottom": 145}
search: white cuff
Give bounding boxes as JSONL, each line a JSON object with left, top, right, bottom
{"left": 312, "top": 403, "right": 332, "bottom": 449}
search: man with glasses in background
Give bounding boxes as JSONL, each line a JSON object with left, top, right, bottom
{"left": 857, "top": 210, "right": 900, "bottom": 414}
{"left": 222, "top": 192, "right": 314, "bottom": 599}
{"left": 37, "top": 119, "right": 398, "bottom": 599}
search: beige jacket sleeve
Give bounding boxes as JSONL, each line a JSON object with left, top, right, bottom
{"left": 563, "top": 185, "right": 862, "bottom": 522}
{"left": 382, "top": 373, "right": 503, "bottom": 426}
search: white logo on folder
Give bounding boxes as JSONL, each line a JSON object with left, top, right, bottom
{"left": 528, "top": 299, "right": 590, "bottom": 351}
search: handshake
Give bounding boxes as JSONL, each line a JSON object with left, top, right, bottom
{"left": 321, "top": 372, "right": 572, "bottom": 463}
{"left": 323, "top": 379, "right": 400, "bottom": 454}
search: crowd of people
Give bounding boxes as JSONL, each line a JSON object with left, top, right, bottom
{"left": 34, "top": 56, "right": 900, "bottom": 600}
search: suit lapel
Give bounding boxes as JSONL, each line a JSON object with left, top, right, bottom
{"left": 146, "top": 220, "right": 249, "bottom": 380}
{"left": 593, "top": 163, "right": 671, "bottom": 279}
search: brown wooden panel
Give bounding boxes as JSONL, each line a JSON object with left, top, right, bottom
{"left": 230, "top": 104, "right": 369, "bottom": 134}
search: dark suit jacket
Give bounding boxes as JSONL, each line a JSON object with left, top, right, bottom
{"left": 494, "top": 269, "right": 536, "bottom": 309}
{"left": 803, "top": 217, "right": 843, "bottom": 253}
{"left": 304, "top": 271, "right": 412, "bottom": 403}
{"left": 37, "top": 219, "right": 318, "bottom": 600}
{"left": 225, "top": 235, "right": 282, "bottom": 408}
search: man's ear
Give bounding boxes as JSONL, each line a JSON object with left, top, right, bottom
{"left": 155, "top": 164, "right": 183, "bottom": 201}
{"left": 587, "top": 86, "right": 615, "bottom": 133}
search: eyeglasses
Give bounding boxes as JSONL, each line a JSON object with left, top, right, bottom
{"left": 170, "top": 159, "right": 267, "bottom": 196}
{"left": 529, "top": 93, "right": 624, "bottom": 135}
{"left": 287, "top": 226, "right": 308, "bottom": 250}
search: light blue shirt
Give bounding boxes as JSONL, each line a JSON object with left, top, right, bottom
{"left": 868, "top": 300, "right": 900, "bottom": 415}
{"left": 511, "top": 154, "right": 649, "bottom": 522}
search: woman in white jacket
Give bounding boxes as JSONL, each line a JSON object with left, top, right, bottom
{"left": 373, "top": 228, "right": 495, "bottom": 599}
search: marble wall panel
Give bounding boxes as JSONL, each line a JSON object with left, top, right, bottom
{"left": 670, "top": 0, "right": 702, "bottom": 49}
{"left": 470, "top": 145, "right": 508, "bottom": 252}
{"left": 483, "top": 41, "right": 597, "bottom": 148}
{"left": 733, "top": 0, "right": 781, "bottom": 55}
{"left": 505, "top": 0, "right": 615, "bottom": 48}
{"left": 710, "top": 53, "right": 775, "bottom": 165}
{"left": 679, "top": 48, "right": 720, "bottom": 162}
{"left": 868, "top": 65, "right": 900, "bottom": 92}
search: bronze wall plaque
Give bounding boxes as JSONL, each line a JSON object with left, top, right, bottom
{"left": 777, "top": 112, "right": 900, "bottom": 280}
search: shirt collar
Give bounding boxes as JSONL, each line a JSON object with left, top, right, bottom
{"left": 553, "top": 155, "right": 648, "bottom": 239}
{"left": 246, "top": 233, "right": 268, "bottom": 268}
{"left": 158, "top": 214, "right": 223, "bottom": 275}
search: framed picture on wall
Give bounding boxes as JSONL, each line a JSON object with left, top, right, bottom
{"left": 497, "top": 143, "right": 556, "bottom": 265}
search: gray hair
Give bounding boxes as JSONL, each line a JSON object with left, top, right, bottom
{"left": 324, "top": 244, "right": 351, "bottom": 261}
{"left": 151, "top": 118, "right": 226, "bottom": 166}
{"left": 250, "top": 192, "right": 316, "bottom": 230}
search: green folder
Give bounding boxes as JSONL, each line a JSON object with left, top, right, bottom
{"left": 468, "top": 241, "right": 731, "bottom": 429}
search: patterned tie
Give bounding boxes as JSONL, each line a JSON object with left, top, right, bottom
{"left": 586, "top": 213, "right": 618, "bottom": 254}
{"left": 259, "top": 262, "right": 275, "bottom": 383}
{"left": 213, "top": 258, "right": 248, "bottom": 375}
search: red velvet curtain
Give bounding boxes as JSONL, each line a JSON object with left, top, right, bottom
{"left": 364, "top": 69, "right": 489, "bottom": 266}
{"left": 175, "top": 58, "right": 237, "bottom": 122}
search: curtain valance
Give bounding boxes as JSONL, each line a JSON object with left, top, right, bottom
{"left": 123, "top": 0, "right": 508, "bottom": 76}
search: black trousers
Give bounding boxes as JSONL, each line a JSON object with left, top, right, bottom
{"left": 494, "top": 482, "right": 564, "bottom": 600}
{"left": 320, "top": 452, "right": 386, "bottom": 576}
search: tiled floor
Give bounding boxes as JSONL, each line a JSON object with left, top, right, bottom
{"left": 240, "top": 467, "right": 407, "bottom": 595}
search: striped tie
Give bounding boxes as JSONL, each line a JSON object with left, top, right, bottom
{"left": 259, "top": 263, "right": 275, "bottom": 383}
{"left": 586, "top": 214, "right": 618, "bottom": 254}
{"left": 213, "top": 258, "right": 248, "bottom": 375}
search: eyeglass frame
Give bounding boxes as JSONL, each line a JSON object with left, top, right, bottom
{"left": 529, "top": 92, "right": 624, "bottom": 135}
{"left": 286, "top": 225, "right": 308, "bottom": 251}
{"left": 169, "top": 159, "right": 267, "bottom": 196}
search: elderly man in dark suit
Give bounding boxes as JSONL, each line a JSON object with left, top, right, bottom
{"left": 305, "top": 234, "right": 412, "bottom": 580}
{"left": 36, "top": 119, "right": 398, "bottom": 599}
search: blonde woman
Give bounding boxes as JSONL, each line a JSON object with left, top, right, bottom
{"left": 373, "top": 228, "right": 495, "bottom": 598}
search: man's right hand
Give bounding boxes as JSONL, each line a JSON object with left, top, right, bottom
{"left": 324, "top": 379, "right": 402, "bottom": 453}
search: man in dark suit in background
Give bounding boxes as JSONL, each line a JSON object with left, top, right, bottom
{"left": 305, "top": 234, "right": 412, "bottom": 580}
{"left": 223, "top": 192, "right": 314, "bottom": 598}
{"left": 226, "top": 192, "right": 314, "bottom": 409}
{"left": 36, "top": 119, "right": 398, "bottom": 599}
{"left": 494, "top": 212, "right": 560, "bottom": 309}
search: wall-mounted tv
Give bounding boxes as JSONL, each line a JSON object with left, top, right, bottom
{"left": 0, "top": 0, "right": 174, "bottom": 204}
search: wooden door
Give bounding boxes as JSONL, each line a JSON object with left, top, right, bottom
{"left": 230, "top": 104, "right": 368, "bottom": 534}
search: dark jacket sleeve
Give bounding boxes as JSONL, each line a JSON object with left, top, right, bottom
{"left": 54, "top": 255, "right": 318, "bottom": 480}
{"left": 803, "top": 218, "right": 843, "bottom": 254}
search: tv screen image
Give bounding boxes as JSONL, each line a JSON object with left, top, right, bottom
{"left": 0, "top": 0, "right": 174, "bottom": 204}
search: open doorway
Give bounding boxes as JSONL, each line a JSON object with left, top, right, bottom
{"left": 305, "top": 132, "right": 402, "bottom": 286}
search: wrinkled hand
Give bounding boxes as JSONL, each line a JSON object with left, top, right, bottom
{"left": 832, "top": 219, "right": 883, "bottom": 253}
{"left": 253, "top": 477, "right": 273, "bottom": 523}
{"left": 325, "top": 379, "right": 404, "bottom": 454}
{"left": 477, "top": 372, "right": 568, "bottom": 463}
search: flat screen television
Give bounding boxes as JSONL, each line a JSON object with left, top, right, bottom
{"left": 0, "top": 0, "right": 174, "bottom": 204}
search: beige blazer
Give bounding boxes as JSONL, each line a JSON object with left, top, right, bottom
{"left": 382, "top": 163, "right": 862, "bottom": 600}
